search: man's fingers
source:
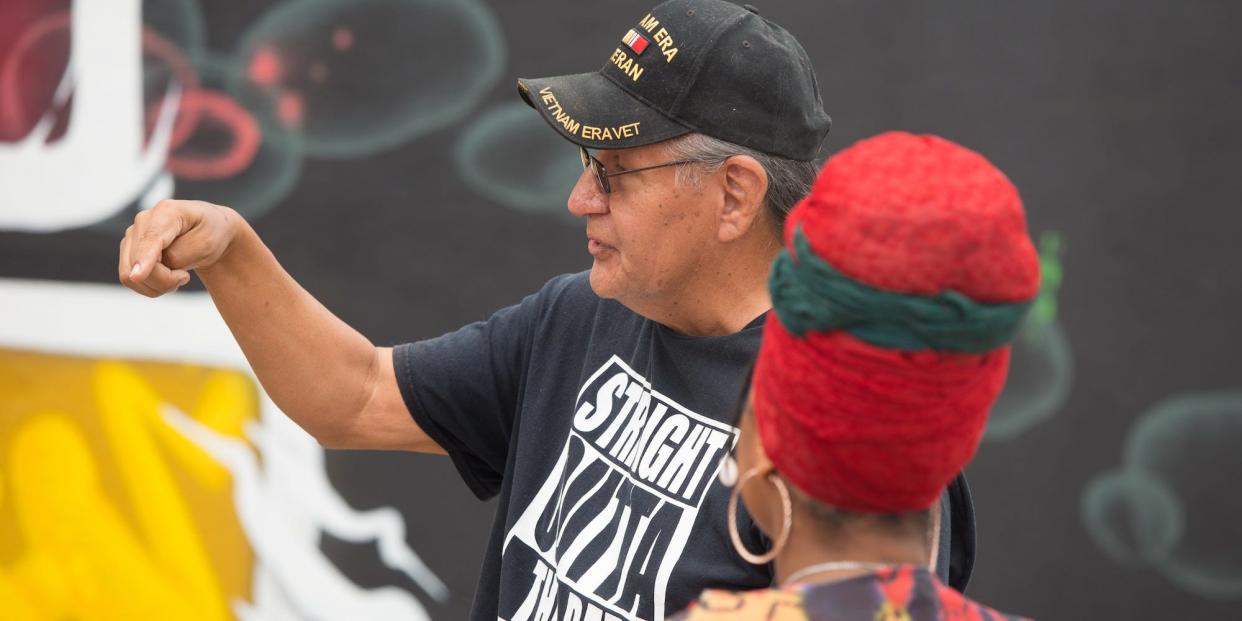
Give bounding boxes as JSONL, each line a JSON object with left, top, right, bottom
{"left": 130, "top": 278, "right": 167, "bottom": 298}
{"left": 129, "top": 204, "right": 186, "bottom": 283}
{"left": 130, "top": 233, "right": 177, "bottom": 282}
{"left": 118, "top": 233, "right": 163, "bottom": 290}
{"left": 163, "top": 234, "right": 209, "bottom": 271}
{"left": 122, "top": 229, "right": 187, "bottom": 296}
{"left": 142, "top": 260, "right": 190, "bottom": 294}
{"left": 119, "top": 234, "right": 133, "bottom": 285}
{"left": 120, "top": 244, "right": 167, "bottom": 297}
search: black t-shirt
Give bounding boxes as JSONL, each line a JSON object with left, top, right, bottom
{"left": 394, "top": 272, "right": 973, "bottom": 621}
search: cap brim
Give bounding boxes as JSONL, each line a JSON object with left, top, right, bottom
{"left": 517, "top": 72, "right": 691, "bottom": 151}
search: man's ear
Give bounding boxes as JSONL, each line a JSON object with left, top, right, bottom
{"left": 718, "top": 155, "right": 769, "bottom": 242}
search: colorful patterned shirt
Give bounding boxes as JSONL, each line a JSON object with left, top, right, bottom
{"left": 671, "top": 565, "right": 1029, "bottom": 621}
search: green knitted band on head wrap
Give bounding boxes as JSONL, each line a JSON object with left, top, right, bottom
{"left": 769, "top": 226, "right": 1035, "bottom": 352}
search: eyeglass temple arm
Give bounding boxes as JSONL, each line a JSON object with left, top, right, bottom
{"left": 604, "top": 159, "right": 700, "bottom": 178}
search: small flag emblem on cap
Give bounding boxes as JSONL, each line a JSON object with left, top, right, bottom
{"left": 622, "top": 29, "right": 649, "bottom": 55}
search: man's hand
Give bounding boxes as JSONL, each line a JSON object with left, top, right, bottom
{"left": 119, "top": 199, "right": 237, "bottom": 296}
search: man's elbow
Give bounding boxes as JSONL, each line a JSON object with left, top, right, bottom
{"left": 283, "top": 412, "right": 362, "bottom": 450}
{"left": 303, "top": 346, "right": 396, "bottom": 450}
{"left": 299, "top": 405, "right": 446, "bottom": 454}
{"left": 314, "top": 425, "right": 446, "bottom": 454}
{"left": 312, "top": 426, "right": 360, "bottom": 450}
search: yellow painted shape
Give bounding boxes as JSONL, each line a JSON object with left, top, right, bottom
{"left": 142, "top": 369, "right": 255, "bottom": 491}
{"left": 93, "top": 361, "right": 231, "bottom": 621}
{"left": 10, "top": 414, "right": 205, "bottom": 619}
{"left": 0, "top": 348, "right": 257, "bottom": 620}
{"left": 8, "top": 553, "right": 71, "bottom": 620}
{"left": 0, "top": 570, "right": 39, "bottom": 620}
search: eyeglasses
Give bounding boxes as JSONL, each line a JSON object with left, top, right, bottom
{"left": 579, "top": 146, "right": 698, "bottom": 194}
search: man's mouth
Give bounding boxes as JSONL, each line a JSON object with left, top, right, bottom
{"left": 587, "top": 237, "right": 615, "bottom": 257}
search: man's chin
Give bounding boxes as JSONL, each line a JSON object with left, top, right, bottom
{"left": 587, "top": 265, "right": 621, "bottom": 300}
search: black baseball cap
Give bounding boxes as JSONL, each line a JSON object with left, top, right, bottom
{"left": 517, "top": 0, "right": 830, "bottom": 161}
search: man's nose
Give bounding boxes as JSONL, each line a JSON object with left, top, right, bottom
{"left": 567, "top": 168, "right": 608, "bottom": 217}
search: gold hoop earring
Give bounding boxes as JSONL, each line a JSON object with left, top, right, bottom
{"left": 728, "top": 467, "right": 792, "bottom": 565}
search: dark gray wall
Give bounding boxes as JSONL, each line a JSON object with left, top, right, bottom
{"left": 2, "top": 1, "right": 1240, "bottom": 619}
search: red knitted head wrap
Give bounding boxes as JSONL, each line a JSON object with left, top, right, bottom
{"left": 753, "top": 131, "right": 1041, "bottom": 513}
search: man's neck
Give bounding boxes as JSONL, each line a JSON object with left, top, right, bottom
{"left": 629, "top": 241, "right": 778, "bottom": 336}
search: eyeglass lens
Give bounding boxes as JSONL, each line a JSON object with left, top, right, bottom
{"left": 579, "top": 147, "right": 610, "bottom": 194}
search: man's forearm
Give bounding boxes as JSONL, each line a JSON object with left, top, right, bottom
{"left": 196, "top": 217, "right": 378, "bottom": 444}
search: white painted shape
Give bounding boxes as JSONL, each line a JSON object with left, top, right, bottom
{"left": 0, "top": 0, "right": 176, "bottom": 232}
{"left": 163, "top": 404, "right": 431, "bottom": 621}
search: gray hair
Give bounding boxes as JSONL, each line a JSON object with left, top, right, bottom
{"left": 663, "top": 133, "right": 819, "bottom": 232}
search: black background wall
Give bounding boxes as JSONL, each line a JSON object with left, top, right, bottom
{"left": 2, "top": 1, "right": 1240, "bottom": 619}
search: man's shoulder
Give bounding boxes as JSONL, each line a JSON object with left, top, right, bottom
{"left": 537, "top": 270, "right": 594, "bottom": 301}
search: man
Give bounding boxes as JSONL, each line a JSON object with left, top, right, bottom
{"left": 119, "top": 1, "right": 973, "bottom": 619}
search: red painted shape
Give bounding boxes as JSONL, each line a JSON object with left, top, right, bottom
{"left": 0, "top": 0, "right": 70, "bottom": 140}
{"left": 0, "top": 11, "right": 70, "bottom": 140}
{"left": 166, "top": 88, "right": 262, "bottom": 180}
{"left": 248, "top": 47, "right": 283, "bottom": 86}
{"left": 277, "top": 91, "right": 304, "bottom": 128}
{"left": 332, "top": 26, "right": 353, "bottom": 52}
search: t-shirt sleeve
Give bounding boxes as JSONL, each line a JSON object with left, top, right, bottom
{"left": 392, "top": 289, "right": 545, "bottom": 501}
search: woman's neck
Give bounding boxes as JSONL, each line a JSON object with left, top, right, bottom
{"left": 773, "top": 519, "right": 932, "bottom": 587}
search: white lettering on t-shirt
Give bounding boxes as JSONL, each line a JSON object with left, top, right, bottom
{"left": 502, "top": 356, "right": 739, "bottom": 621}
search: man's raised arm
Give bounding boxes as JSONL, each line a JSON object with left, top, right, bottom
{"left": 119, "top": 199, "right": 443, "bottom": 454}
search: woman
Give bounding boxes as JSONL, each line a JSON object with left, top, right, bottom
{"left": 676, "top": 132, "right": 1038, "bottom": 620}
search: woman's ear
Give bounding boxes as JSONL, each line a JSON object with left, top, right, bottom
{"left": 734, "top": 394, "right": 772, "bottom": 476}
{"left": 735, "top": 399, "right": 783, "bottom": 533}
{"left": 718, "top": 155, "right": 769, "bottom": 243}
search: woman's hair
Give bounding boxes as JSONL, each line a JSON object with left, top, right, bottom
{"left": 731, "top": 358, "right": 930, "bottom": 535}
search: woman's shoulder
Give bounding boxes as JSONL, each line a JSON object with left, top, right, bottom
{"left": 668, "top": 569, "right": 1032, "bottom": 621}
{"left": 669, "top": 588, "right": 808, "bottom": 621}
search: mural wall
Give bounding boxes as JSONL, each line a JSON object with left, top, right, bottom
{"left": 1, "top": 0, "right": 1239, "bottom": 619}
